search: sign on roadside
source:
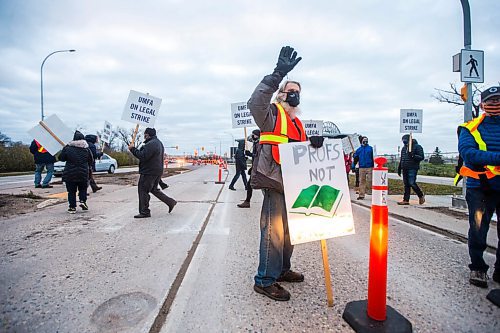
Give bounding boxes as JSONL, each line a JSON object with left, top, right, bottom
{"left": 400, "top": 109, "right": 423, "bottom": 133}
{"left": 341, "top": 134, "right": 361, "bottom": 154}
{"left": 101, "top": 121, "right": 112, "bottom": 143}
{"left": 231, "top": 102, "right": 254, "bottom": 128}
{"left": 302, "top": 120, "right": 324, "bottom": 137}
{"left": 460, "top": 49, "right": 484, "bottom": 83}
{"left": 279, "top": 139, "right": 355, "bottom": 245}
{"left": 27, "top": 114, "right": 74, "bottom": 155}
{"left": 121, "top": 90, "right": 162, "bottom": 127}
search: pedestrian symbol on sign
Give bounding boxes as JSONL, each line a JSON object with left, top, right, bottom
{"left": 466, "top": 55, "right": 479, "bottom": 77}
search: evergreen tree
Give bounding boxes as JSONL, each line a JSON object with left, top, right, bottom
{"left": 429, "top": 147, "right": 444, "bottom": 165}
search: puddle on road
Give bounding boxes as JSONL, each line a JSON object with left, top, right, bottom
{"left": 91, "top": 291, "right": 156, "bottom": 332}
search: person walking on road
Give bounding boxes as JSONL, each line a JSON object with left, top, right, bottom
{"left": 84, "top": 134, "right": 103, "bottom": 193}
{"left": 29, "top": 139, "right": 56, "bottom": 188}
{"left": 457, "top": 86, "right": 500, "bottom": 288}
{"left": 128, "top": 127, "right": 177, "bottom": 218}
{"left": 237, "top": 129, "right": 260, "bottom": 208}
{"left": 397, "top": 134, "right": 425, "bottom": 205}
{"left": 58, "top": 131, "right": 93, "bottom": 213}
{"left": 352, "top": 136, "right": 374, "bottom": 200}
{"left": 228, "top": 139, "right": 248, "bottom": 191}
{"left": 248, "top": 46, "right": 324, "bottom": 302}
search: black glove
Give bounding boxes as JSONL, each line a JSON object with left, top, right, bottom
{"left": 309, "top": 136, "right": 324, "bottom": 149}
{"left": 408, "top": 151, "right": 414, "bottom": 159}
{"left": 274, "top": 46, "right": 302, "bottom": 77}
{"left": 397, "top": 165, "right": 402, "bottom": 177}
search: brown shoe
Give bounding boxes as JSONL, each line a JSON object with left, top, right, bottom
{"left": 419, "top": 196, "right": 425, "bottom": 205}
{"left": 237, "top": 201, "right": 250, "bottom": 208}
{"left": 277, "top": 270, "right": 304, "bottom": 283}
{"left": 253, "top": 283, "right": 290, "bottom": 301}
{"left": 397, "top": 201, "right": 410, "bottom": 205}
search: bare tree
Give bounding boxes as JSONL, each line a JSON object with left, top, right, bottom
{"left": 96, "top": 129, "right": 119, "bottom": 152}
{"left": 116, "top": 126, "right": 143, "bottom": 151}
{"left": 432, "top": 83, "right": 481, "bottom": 117}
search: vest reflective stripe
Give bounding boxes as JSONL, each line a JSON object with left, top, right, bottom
{"left": 458, "top": 114, "right": 500, "bottom": 178}
{"left": 259, "top": 103, "right": 306, "bottom": 164}
{"left": 260, "top": 134, "right": 288, "bottom": 144}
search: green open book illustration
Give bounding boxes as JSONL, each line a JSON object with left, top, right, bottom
{"left": 290, "top": 184, "right": 343, "bottom": 218}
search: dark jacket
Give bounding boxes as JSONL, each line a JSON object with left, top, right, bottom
{"left": 29, "top": 140, "right": 56, "bottom": 164}
{"left": 398, "top": 139, "right": 424, "bottom": 171}
{"left": 130, "top": 136, "right": 164, "bottom": 176}
{"left": 458, "top": 115, "right": 500, "bottom": 190}
{"left": 59, "top": 140, "right": 93, "bottom": 183}
{"left": 234, "top": 141, "right": 247, "bottom": 171}
{"left": 353, "top": 145, "right": 374, "bottom": 168}
{"left": 85, "top": 135, "right": 103, "bottom": 171}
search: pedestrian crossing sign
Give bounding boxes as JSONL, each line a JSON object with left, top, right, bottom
{"left": 460, "top": 49, "right": 484, "bottom": 83}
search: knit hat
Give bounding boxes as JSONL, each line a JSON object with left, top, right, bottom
{"left": 144, "top": 128, "right": 156, "bottom": 136}
{"left": 252, "top": 129, "right": 261, "bottom": 137}
{"left": 73, "top": 131, "right": 84, "bottom": 141}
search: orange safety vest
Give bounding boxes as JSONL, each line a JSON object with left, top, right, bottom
{"left": 454, "top": 114, "right": 500, "bottom": 185}
{"left": 35, "top": 140, "right": 48, "bottom": 153}
{"left": 259, "top": 103, "right": 307, "bottom": 164}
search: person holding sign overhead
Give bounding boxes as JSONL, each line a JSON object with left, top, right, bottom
{"left": 128, "top": 128, "right": 177, "bottom": 218}
{"left": 248, "top": 46, "right": 324, "bottom": 301}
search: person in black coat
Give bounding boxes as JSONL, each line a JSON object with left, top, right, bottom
{"left": 29, "top": 139, "right": 56, "bottom": 188}
{"left": 237, "top": 129, "right": 260, "bottom": 208}
{"left": 228, "top": 139, "right": 248, "bottom": 190}
{"left": 84, "top": 134, "right": 103, "bottom": 193}
{"left": 128, "top": 127, "right": 177, "bottom": 218}
{"left": 397, "top": 134, "right": 425, "bottom": 205}
{"left": 59, "top": 131, "right": 93, "bottom": 213}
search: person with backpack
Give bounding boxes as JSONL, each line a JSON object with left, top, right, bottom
{"left": 84, "top": 134, "right": 103, "bottom": 193}
{"left": 457, "top": 86, "right": 500, "bottom": 288}
{"left": 397, "top": 134, "right": 425, "bottom": 205}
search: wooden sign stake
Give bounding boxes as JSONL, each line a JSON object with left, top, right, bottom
{"left": 131, "top": 124, "right": 140, "bottom": 146}
{"left": 39, "top": 121, "right": 65, "bottom": 146}
{"left": 320, "top": 239, "right": 334, "bottom": 307}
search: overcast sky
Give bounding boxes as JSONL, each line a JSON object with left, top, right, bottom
{"left": 1, "top": 0, "right": 499, "bottom": 156}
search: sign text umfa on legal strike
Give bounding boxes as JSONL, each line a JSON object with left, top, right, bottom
{"left": 129, "top": 97, "right": 157, "bottom": 123}
{"left": 292, "top": 141, "right": 343, "bottom": 182}
{"left": 233, "top": 104, "right": 253, "bottom": 126}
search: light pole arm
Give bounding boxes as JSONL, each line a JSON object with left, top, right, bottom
{"left": 40, "top": 49, "right": 76, "bottom": 121}
{"left": 460, "top": 0, "right": 471, "bottom": 48}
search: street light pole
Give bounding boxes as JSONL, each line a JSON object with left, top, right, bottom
{"left": 459, "top": 0, "right": 472, "bottom": 201}
{"left": 40, "top": 49, "right": 76, "bottom": 121}
{"left": 460, "top": 0, "right": 472, "bottom": 123}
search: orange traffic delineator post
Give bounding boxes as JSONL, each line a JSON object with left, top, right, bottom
{"left": 343, "top": 157, "right": 412, "bottom": 333}
{"left": 215, "top": 161, "right": 225, "bottom": 184}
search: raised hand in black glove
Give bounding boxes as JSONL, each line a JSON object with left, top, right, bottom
{"left": 309, "top": 136, "right": 324, "bottom": 149}
{"left": 274, "top": 46, "right": 302, "bottom": 77}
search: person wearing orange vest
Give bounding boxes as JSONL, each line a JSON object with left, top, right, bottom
{"left": 29, "top": 139, "right": 56, "bottom": 188}
{"left": 248, "top": 46, "right": 324, "bottom": 302}
{"left": 458, "top": 86, "right": 500, "bottom": 288}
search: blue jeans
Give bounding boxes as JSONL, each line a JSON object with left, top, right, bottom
{"left": 466, "top": 188, "right": 500, "bottom": 273}
{"left": 65, "top": 181, "right": 87, "bottom": 208}
{"left": 229, "top": 169, "right": 248, "bottom": 189}
{"left": 402, "top": 168, "right": 423, "bottom": 201}
{"left": 34, "top": 163, "right": 54, "bottom": 186}
{"left": 254, "top": 189, "right": 293, "bottom": 287}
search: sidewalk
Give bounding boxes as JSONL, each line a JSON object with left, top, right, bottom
{"left": 350, "top": 190, "right": 498, "bottom": 250}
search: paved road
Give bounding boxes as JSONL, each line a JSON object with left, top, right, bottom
{"left": 0, "top": 167, "right": 139, "bottom": 191}
{"left": 0, "top": 166, "right": 498, "bottom": 332}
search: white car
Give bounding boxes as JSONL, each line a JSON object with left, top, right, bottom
{"left": 54, "top": 153, "right": 118, "bottom": 176}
